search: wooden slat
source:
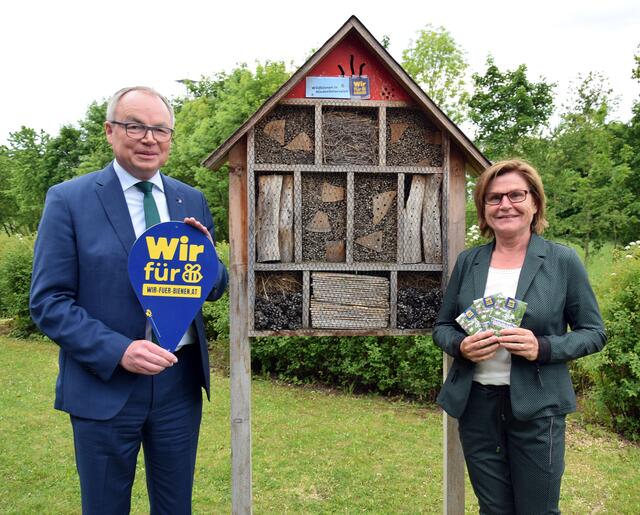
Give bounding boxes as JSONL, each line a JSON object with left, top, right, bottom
{"left": 256, "top": 175, "right": 283, "bottom": 262}
{"left": 281, "top": 98, "right": 413, "bottom": 107}
{"left": 302, "top": 270, "right": 310, "bottom": 328}
{"left": 279, "top": 175, "right": 294, "bottom": 263}
{"left": 254, "top": 262, "right": 443, "bottom": 272}
{"left": 422, "top": 174, "right": 443, "bottom": 263}
{"left": 379, "top": 105, "right": 387, "bottom": 167}
{"left": 294, "top": 171, "right": 302, "bottom": 263}
{"left": 253, "top": 163, "right": 443, "bottom": 174}
{"left": 401, "top": 175, "right": 426, "bottom": 263}
{"left": 389, "top": 271, "right": 398, "bottom": 329}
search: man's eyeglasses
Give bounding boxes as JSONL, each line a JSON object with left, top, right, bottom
{"left": 484, "top": 189, "right": 529, "bottom": 205}
{"left": 108, "top": 121, "right": 174, "bottom": 142}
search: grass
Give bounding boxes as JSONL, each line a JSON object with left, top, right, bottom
{"left": 1, "top": 337, "right": 639, "bottom": 514}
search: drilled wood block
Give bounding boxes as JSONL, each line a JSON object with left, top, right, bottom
{"left": 255, "top": 105, "right": 314, "bottom": 164}
{"left": 302, "top": 173, "right": 346, "bottom": 262}
{"left": 353, "top": 174, "right": 397, "bottom": 262}
{"left": 386, "top": 108, "right": 443, "bottom": 166}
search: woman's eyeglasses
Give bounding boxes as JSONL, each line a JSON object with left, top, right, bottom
{"left": 484, "top": 189, "right": 529, "bottom": 205}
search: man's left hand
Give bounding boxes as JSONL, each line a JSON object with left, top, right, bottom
{"left": 497, "top": 327, "right": 539, "bottom": 361}
{"left": 184, "top": 217, "right": 213, "bottom": 245}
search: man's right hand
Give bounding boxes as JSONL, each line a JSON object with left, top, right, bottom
{"left": 460, "top": 330, "right": 499, "bottom": 363}
{"left": 119, "top": 340, "right": 178, "bottom": 375}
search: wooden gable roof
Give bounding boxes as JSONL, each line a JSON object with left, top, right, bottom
{"left": 203, "top": 15, "right": 490, "bottom": 174}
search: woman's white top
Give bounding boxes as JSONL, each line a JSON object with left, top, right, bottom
{"left": 473, "top": 266, "right": 522, "bottom": 386}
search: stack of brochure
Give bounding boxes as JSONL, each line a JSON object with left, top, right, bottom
{"left": 456, "top": 293, "right": 527, "bottom": 335}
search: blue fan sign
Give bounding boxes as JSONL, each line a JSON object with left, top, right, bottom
{"left": 128, "top": 221, "right": 219, "bottom": 351}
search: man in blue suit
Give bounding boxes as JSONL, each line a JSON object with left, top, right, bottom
{"left": 30, "top": 86, "right": 228, "bottom": 514}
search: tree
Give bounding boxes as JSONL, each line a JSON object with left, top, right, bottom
{"left": 165, "top": 61, "right": 291, "bottom": 241}
{"left": 44, "top": 125, "right": 83, "bottom": 186}
{"left": 0, "top": 147, "right": 20, "bottom": 234}
{"left": 2, "top": 125, "right": 86, "bottom": 234}
{"left": 401, "top": 25, "right": 469, "bottom": 124}
{"left": 469, "top": 56, "right": 555, "bottom": 160}
{"left": 72, "top": 101, "right": 113, "bottom": 177}
{"left": 4, "top": 127, "right": 50, "bottom": 232}
{"left": 615, "top": 45, "right": 640, "bottom": 243}
{"left": 542, "top": 73, "right": 632, "bottom": 259}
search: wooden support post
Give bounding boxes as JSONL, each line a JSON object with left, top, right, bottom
{"left": 228, "top": 138, "right": 252, "bottom": 515}
{"left": 444, "top": 140, "right": 467, "bottom": 514}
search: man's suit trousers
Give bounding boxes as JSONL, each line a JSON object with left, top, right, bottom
{"left": 70, "top": 343, "right": 203, "bottom": 515}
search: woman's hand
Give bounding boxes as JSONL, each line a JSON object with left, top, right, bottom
{"left": 460, "top": 330, "right": 500, "bottom": 362}
{"left": 497, "top": 327, "right": 539, "bottom": 361}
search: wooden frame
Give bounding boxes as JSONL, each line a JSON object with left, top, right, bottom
{"left": 205, "top": 16, "right": 491, "bottom": 514}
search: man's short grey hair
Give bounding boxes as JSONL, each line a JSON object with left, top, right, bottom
{"left": 106, "top": 86, "right": 175, "bottom": 127}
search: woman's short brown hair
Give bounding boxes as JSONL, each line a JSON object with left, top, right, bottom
{"left": 474, "top": 159, "right": 548, "bottom": 238}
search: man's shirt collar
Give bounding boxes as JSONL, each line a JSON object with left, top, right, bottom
{"left": 113, "top": 159, "right": 164, "bottom": 193}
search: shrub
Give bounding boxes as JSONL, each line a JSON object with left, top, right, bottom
{"left": 203, "top": 241, "right": 230, "bottom": 372}
{"left": 251, "top": 335, "right": 443, "bottom": 400}
{"left": 589, "top": 241, "right": 640, "bottom": 440}
{"left": 0, "top": 235, "right": 37, "bottom": 337}
{"left": 203, "top": 241, "right": 230, "bottom": 339}
{"left": 208, "top": 240, "right": 443, "bottom": 399}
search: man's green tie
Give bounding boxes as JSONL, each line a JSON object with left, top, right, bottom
{"left": 135, "top": 181, "right": 161, "bottom": 344}
{"left": 135, "top": 181, "right": 161, "bottom": 228}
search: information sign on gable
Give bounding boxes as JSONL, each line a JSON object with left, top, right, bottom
{"left": 306, "top": 77, "right": 350, "bottom": 98}
{"left": 306, "top": 76, "right": 370, "bottom": 99}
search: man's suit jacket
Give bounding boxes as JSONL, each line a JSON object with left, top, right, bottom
{"left": 30, "top": 163, "right": 228, "bottom": 420}
{"left": 433, "top": 234, "right": 606, "bottom": 421}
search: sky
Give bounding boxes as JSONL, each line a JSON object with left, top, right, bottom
{"left": 1, "top": 0, "right": 638, "bottom": 145}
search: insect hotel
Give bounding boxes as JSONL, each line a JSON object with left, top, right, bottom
{"left": 204, "top": 15, "right": 490, "bottom": 514}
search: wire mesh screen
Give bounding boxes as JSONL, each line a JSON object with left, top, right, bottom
{"left": 249, "top": 101, "right": 448, "bottom": 333}
{"left": 255, "top": 105, "right": 315, "bottom": 165}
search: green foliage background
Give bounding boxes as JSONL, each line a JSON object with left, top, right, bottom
{"left": 579, "top": 245, "right": 640, "bottom": 440}
{"left": 1, "top": 31, "right": 640, "bottom": 438}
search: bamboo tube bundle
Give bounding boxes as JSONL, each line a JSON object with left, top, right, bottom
{"left": 322, "top": 108, "right": 378, "bottom": 165}
{"left": 310, "top": 272, "right": 389, "bottom": 329}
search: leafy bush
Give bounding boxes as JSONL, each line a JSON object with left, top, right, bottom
{"left": 207, "top": 241, "right": 442, "bottom": 398}
{"left": 203, "top": 241, "right": 230, "bottom": 372}
{"left": 205, "top": 240, "right": 443, "bottom": 398}
{"left": 202, "top": 241, "right": 230, "bottom": 336}
{"left": 0, "top": 235, "right": 37, "bottom": 337}
{"left": 588, "top": 241, "right": 640, "bottom": 440}
{"left": 251, "top": 335, "right": 443, "bottom": 400}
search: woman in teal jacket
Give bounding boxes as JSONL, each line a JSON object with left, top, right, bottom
{"left": 433, "top": 159, "right": 606, "bottom": 514}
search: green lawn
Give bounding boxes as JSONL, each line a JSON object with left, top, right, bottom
{"left": 1, "top": 337, "right": 639, "bottom": 514}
